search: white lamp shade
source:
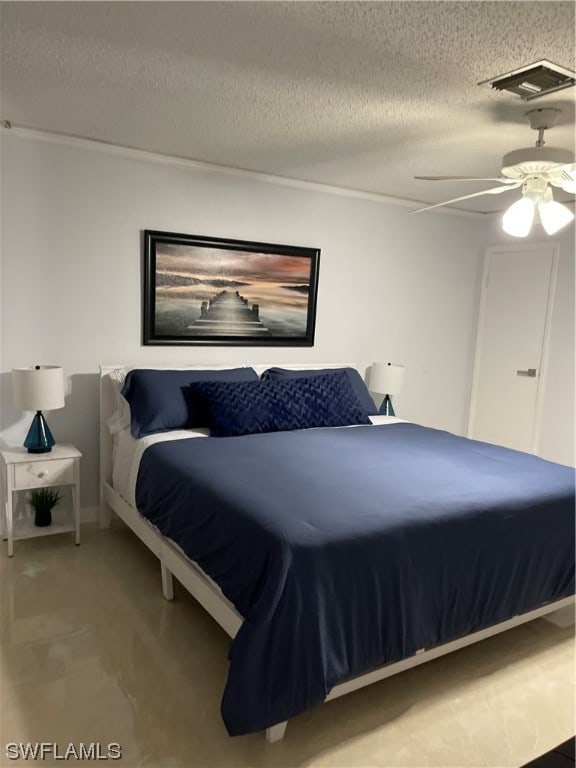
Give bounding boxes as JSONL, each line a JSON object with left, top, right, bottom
{"left": 502, "top": 197, "right": 535, "bottom": 237}
{"left": 538, "top": 200, "right": 574, "bottom": 235}
{"left": 370, "top": 362, "right": 405, "bottom": 395}
{"left": 12, "top": 366, "right": 65, "bottom": 411}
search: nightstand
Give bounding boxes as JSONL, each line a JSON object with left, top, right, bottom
{"left": 1, "top": 444, "right": 82, "bottom": 557}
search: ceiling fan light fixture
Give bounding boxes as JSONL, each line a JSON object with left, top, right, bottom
{"left": 538, "top": 200, "right": 574, "bottom": 235}
{"left": 502, "top": 197, "right": 535, "bottom": 237}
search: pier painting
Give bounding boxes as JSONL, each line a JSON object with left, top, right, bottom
{"left": 143, "top": 230, "right": 320, "bottom": 346}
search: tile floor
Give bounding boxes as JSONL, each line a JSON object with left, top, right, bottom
{"left": 1, "top": 523, "right": 574, "bottom": 768}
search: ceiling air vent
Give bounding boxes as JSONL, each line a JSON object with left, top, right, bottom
{"left": 479, "top": 60, "right": 576, "bottom": 100}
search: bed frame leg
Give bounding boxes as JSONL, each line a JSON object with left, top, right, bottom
{"left": 161, "top": 561, "right": 174, "bottom": 601}
{"left": 266, "top": 721, "right": 287, "bottom": 743}
{"left": 543, "top": 604, "right": 575, "bottom": 628}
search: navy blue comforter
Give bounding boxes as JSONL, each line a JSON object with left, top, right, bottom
{"left": 135, "top": 423, "right": 575, "bottom": 735}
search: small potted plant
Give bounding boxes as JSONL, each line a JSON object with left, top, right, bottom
{"left": 28, "top": 488, "right": 61, "bottom": 527}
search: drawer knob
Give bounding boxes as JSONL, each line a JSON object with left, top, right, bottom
{"left": 37, "top": 471, "right": 47, "bottom": 478}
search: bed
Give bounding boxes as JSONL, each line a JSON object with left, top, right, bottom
{"left": 99, "top": 364, "right": 575, "bottom": 742}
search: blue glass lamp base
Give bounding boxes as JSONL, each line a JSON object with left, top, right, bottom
{"left": 378, "top": 394, "right": 395, "bottom": 417}
{"left": 24, "top": 411, "right": 55, "bottom": 453}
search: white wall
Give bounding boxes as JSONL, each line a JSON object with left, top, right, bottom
{"left": 480, "top": 220, "right": 575, "bottom": 466}
{"left": 1, "top": 131, "right": 488, "bottom": 515}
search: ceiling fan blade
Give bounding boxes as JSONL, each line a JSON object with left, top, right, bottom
{"left": 411, "top": 182, "right": 522, "bottom": 213}
{"left": 554, "top": 162, "right": 576, "bottom": 175}
{"left": 549, "top": 163, "right": 576, "bottom": 191}
{"left": 415, "top": 176, "right": 514, "bottom": 183}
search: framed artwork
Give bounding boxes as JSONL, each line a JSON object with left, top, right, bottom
{"left": 143, "top": 230, "right": 320, "bottom": 346}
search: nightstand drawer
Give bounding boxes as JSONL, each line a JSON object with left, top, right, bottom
{"left": 13, "top": 458, "right": 75, "bottom": 489}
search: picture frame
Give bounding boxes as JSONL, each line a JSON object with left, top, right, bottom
{"left": 143, "top": 230, "right": 320, "bottom": 346}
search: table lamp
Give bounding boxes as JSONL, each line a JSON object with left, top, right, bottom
{"left": 12, "top": 366, "right": 65, "bottom": 453}
{"left": 370, "top": 362, "right": 405, "bottom": 416}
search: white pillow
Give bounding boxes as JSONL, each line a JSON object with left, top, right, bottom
{"left": 106, "top": 368, "right": 131, "bottom": 435}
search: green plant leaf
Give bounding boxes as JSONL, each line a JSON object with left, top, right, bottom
{"left": 28, "top": 487, "right": 61, "bottom": 512}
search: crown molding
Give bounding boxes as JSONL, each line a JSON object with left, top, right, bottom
{"left": 1, "top": 124, "right": 483, "bottom": 218}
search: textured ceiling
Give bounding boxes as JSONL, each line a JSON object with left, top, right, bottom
{"left": 1, "top": 1, "right": 575, "bottom": 213}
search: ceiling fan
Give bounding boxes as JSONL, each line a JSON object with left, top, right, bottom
{"left": 412, "top": 108, "right": 576, "bottom": 236}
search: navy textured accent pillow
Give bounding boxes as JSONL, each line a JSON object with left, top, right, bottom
{"left": 191, "top": 371, "right": 371, "bottom": 437}
{"left": 122, "top": 368, "right": 259, "bottom": 438}
{"left": 261, "top": 366, "right": 378, "bottom": 415}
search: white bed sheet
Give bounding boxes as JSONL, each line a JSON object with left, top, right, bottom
{"left": 112, "top": 428, "right": 209, "bottom": 508}
{"left": 112, "top": 415, "right": 405, "bottom": 510}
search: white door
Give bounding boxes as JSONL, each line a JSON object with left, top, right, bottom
{"left": 468, "top": 243, "right": 558, "bottom": 453}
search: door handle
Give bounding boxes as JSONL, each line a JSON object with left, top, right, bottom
{"left": 516, "top": 368, "right": 537, "bottom": 377}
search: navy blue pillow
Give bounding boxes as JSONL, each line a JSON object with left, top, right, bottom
{"left": 190, "top": 370, "right": 371, "bottom": 437}
{"left": 122, "top": 368, "right": 259, "bottom": 438}
{"left": 261, "top": 366, "right": 378, "bottom": 415}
